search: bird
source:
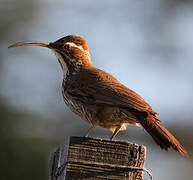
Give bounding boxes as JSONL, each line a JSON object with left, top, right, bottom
{"left": 9, "top": 35, "right": 187, "bottom": 155}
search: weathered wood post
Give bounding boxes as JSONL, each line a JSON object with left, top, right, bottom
{"left": 50, "top": 136, "right": 150, "bottom": 180}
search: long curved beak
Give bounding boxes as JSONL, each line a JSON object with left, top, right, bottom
{"left": 8, "top": 41, "right": 50, "bottom": 49}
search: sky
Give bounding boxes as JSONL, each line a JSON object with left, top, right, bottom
{"left": 2, "top": 0, "right": 193, "bottom": 124}
{"left": 1, "top": 1, "right": 193, "bottom": 179}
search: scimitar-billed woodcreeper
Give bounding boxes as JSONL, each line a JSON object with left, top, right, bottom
{"left": 9, "top": 35, "right": 187, "bottom": 155}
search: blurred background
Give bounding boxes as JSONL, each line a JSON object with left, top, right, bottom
{"left": 1, "top": 0, "right": 193, "bottom": 179}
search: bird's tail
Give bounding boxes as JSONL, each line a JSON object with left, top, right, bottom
{"left": 139, "top": 112, "right": 187, "bottom": 156}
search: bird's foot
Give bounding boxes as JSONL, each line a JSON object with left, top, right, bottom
{"left": 84, "top": 126, "right": 96, "bottom": 137}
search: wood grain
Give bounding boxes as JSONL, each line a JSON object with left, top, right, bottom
{"left": 50, "top": 136, "right": 146, "bottom": 180}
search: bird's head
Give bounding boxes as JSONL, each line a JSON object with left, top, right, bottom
{"left": 9, "top": 35, "right": 93, "bottom": 75}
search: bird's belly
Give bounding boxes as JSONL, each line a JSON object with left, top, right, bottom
{"left": 94, "top": 107, "right": 139, "bottom": 131}
{"left": 62, "top": 92, "right": 138, "bottom": 130}
{"left": 62, "top": 93, "right": 96, "bottom": 124}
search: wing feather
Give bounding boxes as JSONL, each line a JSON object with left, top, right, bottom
{"left": 65, "top": 68, "right": 154, "bottom": 113}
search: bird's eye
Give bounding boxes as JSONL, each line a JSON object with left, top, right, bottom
{"left": 64, "top": 44, "right": 70, "bottom": 50}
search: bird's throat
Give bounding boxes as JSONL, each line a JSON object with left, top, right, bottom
{"left": 55, "top": 51, "right": 69, "bottom": 78}
{"left": 54, "top": 50, "right": 93, "bottom": 80}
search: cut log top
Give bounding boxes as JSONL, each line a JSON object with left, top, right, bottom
{"left": 50, "top": 136, "right": 147, "bottom": 180}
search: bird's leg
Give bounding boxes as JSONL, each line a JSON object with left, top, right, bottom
{"left": 110, "top": 126, "right": 122, "bottom": 140}
{"left": 85, "top": 125, "right": 96, "bottom": 137}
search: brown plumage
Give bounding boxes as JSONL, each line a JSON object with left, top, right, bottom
{"left": 9, "top": 35, "right": 187, "bottom": 155}
{"left": 140, "top": 112, "right": 186, "bottom": 154}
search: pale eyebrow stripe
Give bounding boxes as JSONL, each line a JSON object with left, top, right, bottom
{"left": 65, "top": 42, "right": 84, "bottom": 51}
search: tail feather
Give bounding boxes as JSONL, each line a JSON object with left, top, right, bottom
{"left": 139, "top": 112, "right": 187, "bottom": 156}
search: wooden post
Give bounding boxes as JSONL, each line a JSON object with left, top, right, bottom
{"left": 50, "top": 136, "right": 147, "bottom": 180}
